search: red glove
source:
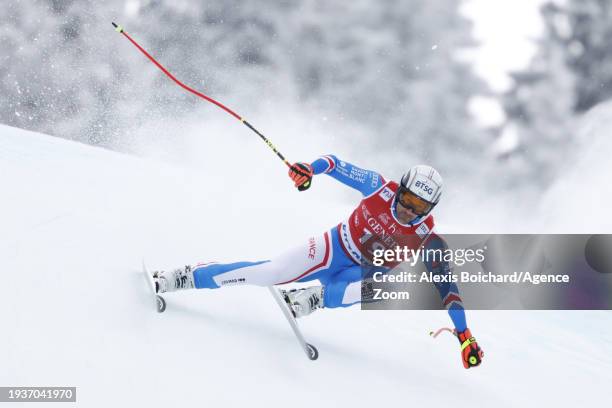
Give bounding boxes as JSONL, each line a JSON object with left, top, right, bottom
{"left": 288, "top": 162, "right": 314, "bottom": 191}
{"left": 457, "top": 328, "right": 484, "bottom": 369}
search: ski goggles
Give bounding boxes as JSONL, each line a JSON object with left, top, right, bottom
{"left": 396, "top": 188, "right": 434, "bottom": 216}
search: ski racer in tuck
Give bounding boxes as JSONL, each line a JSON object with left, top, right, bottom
{"left": 153, "top": 156, "right": 484, "bottom": 368}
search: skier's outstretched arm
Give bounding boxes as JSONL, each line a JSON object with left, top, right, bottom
{"left": 288, "top": 155, "right": 384, "bottom": 196}
{"left": 423, "top": 233, "right": 485, "bottom": 369}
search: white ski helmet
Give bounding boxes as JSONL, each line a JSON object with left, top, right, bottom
{"left": 395, "top": 165, "right": 443, "bottom": 216}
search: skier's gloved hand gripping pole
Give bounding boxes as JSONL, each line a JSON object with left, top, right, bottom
{"left": 111, "top": 22, "right": 312, "bottom": 190}
{"left": 288, "top": 163, "right": 314, "bottom": 191}
{"left": 430, "top": 327, "right": 484, "bottom": 369}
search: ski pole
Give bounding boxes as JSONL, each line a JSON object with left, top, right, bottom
{"left": 111, "top": 22, "right": 294, "bottom": 171}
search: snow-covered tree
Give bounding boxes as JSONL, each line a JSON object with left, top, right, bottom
{"left": 287, "top": 0, "right": 490, "bottom": 177}
{"left": 501, "top": 0, "right": 612, "bottom": 186}
{"left": 1, "top": 0, "right": 491, "bottom": 172}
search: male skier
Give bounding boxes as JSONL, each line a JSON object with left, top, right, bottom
{"left": 153, "top": 155, "right": 484, "bottom": 368}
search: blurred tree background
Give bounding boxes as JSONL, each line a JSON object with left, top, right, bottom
{"left": 1, "top": 0, "right": 611, "bottom": 190}
{"left": 502, "top": 0, "right": 612, "bottom": 186}
{"left": 0, "top": 0, "right": 489, "bottom": 176}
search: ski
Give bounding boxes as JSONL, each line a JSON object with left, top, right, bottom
{"left": 268, "top": 286, "right": 319, "bottom": 361}
{"left": 142, "top": 260, "right": 166, "bottom": 313}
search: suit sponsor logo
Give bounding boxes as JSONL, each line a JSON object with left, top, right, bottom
{"left": 371, "top": 173, "right": 380, "bottom": 187}
{"left": 308, "top": 237, "right": 316, "bottom": 259}
{"left": 365, "top": 217, "right": 400, "bottom": 249}
{"left": 415, "top": 180, "right": 434, "bottom": 196}
{"left": 415, "top": 222, "right": 430, "bottom": 238}
{"left": 379, "top": 187, "right": 394, "bottom": 202}
{"left": 221, "top": 278, "right": 246, "bottom": 285}
{"left": 341, "top": 223, "right": 362, "bottom": 262}
{"left": 379, "top": 213, "right": 390, "bottom": 225}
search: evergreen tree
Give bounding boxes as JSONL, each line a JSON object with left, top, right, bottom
{"left": 501, "top": 0, "right": 612, "bottom": 186}
{"left": 502, "top": 2, "right": 575, "bottom": 186}
{"left": 1, "top": 0, "right": 490, "bottom": 173}
{"left": 287, "top": 0, "right": 490, "bottom": 177}
{"left": 561, "top": 0, "right": 612, "bottom": 112}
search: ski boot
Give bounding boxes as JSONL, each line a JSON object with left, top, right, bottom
{"left": 281, "top": 286, "right": 324, "bottom": 318}
{"left": 153, "top": 265, "right": 195, "bottom": 293}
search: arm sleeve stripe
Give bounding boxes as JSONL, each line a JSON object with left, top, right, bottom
{"left": 443, "top": 293, "right": 463, "bottom": 307}
{"left": 323, "top": 155, "right": 336, "bottom": 173}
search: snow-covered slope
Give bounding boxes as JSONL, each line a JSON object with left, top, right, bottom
{"left": 1, "top": 123, "right": 611, "bottom": 407}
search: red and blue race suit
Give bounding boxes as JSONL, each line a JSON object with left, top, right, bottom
{"left": 191, "top": 155, "right": 467, "bottom": 332}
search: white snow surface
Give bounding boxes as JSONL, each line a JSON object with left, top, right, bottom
{"left": 1, "top": 122, "right": 611, "bottom": 407}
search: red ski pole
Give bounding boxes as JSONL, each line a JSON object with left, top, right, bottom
{"left": 112, "top": 22, "right": 295, "bottom": 171}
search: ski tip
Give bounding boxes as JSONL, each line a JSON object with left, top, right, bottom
{"left": 111, "top": 22, "right": 117, "bottom": 28}
{"left": 306, "top": 343, "right": 319, "bottom": 361}
{"left": 156, "top": 295, "right": 167, "bottom": 313}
